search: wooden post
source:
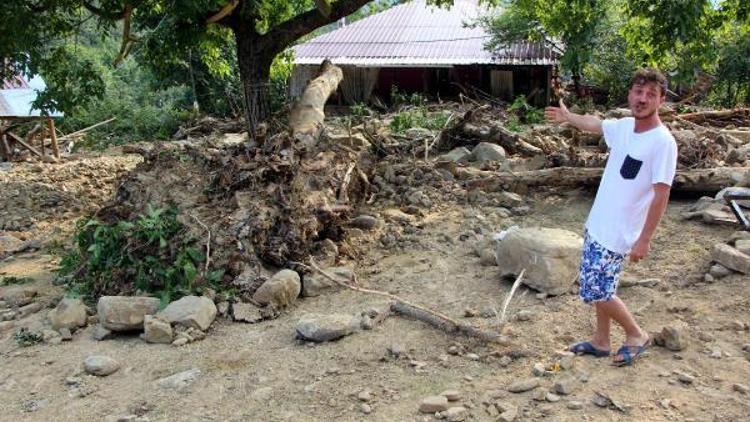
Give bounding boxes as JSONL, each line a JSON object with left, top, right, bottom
{"left": 39, "top": 121, "right": 46, "bottom": 157}
{"left": 47, "top": 118, "right": 59, "bottom": 158}
{"left": 0, "top": 130, "right": 9, "bottom": 161}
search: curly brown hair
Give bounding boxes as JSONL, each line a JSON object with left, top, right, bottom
{"left": 630, "top": 68, "right": 668, "bottom": 96}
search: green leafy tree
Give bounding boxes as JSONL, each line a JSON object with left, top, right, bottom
{"left": 2, "top": 1, "right": 500, "bottom": 137}
{"left": 482, "top": 0, "right": 608, "bottom": 93}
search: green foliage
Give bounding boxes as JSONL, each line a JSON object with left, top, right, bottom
{"left": 13, "top": 328, "right": 44, "bottom": 347}
{"left": 707, "top": 24, "right": 750, "bottom": 107}
{"left": 0, "top": 276, "right": 34, "bottom": 286}
{"left": 507, "top": 95, "right": 544, "bottom": 124}
{"left": 483, "top": 0, "right": 608, "bottom": 78}
{"left": 270, "top": 51, "right": 295, "bottom": 113}
{"left": 390, "top": 86, "right": 428, "bottom": 108}
{"left": 60, "top": 205, "right": 224, "bottom": 304}
{"left": 389, "top": 108, "right": 450, "bottom": 133}
{"left": 584, "top": 12, "right": 637, "bottom": 106}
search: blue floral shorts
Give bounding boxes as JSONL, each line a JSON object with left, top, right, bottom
{"left": 578, "top": 231, "right": 625, "bottom": 304}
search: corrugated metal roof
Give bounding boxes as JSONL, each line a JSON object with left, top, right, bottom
{"left": 0, "top": 74, "right": 62, "bottom": 118}
{"left": 293, "top": 0, "right": 560, "bottom": 67}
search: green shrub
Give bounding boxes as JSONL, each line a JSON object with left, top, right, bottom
{"left": 0, "top": 276, "right": 34, "bottom": 286}
{"left": 389, "top": 108, "right": 450, "bottom": 133}
{"left": 14, "top": 328, "right": 43, "bottom": 347}
{"left": 60, "top": 205, "right": 224, "bottom": 306}
{"left": 507, "top": 95, "right": 545, "bottom": 124}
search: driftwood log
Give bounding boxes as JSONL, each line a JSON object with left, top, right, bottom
{"left": 290, "top": 59, "right": 344, "bottom": 147}
{"left": 460, "top": 166, "right": 750, "bottom": 193}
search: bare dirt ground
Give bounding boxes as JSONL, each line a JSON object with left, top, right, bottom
{"left": 1, "top": 150, "right": 749, "bottom": 422}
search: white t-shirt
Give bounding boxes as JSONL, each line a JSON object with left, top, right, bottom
{"left": 585, "top": 117, "right": 678, "bottom": 254}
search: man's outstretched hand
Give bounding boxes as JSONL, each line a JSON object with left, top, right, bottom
{"left": 545, "top": 99, "right": 570, "bottom": 124}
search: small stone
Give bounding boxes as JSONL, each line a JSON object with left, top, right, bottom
{"left": 440, "top": 390, "right": 461, "bottom": 402}
{"left": 515, "top": 310, "right": 533, "bottom": 321}
{"left": 466, "top": 353, "right": 480, "bottom": 361}
{"left": 733, "top": 383, "right": 749, "bottom": 394}
{"left": 92, "top": 325, "right": 113, "bottom": 341}
{"left": 84, "top": 355, "right": 120, "bottom": 376}
{"left": 3, "top": 286, "right": 37, "bottom": 307}
{"left": 704, "top": 273, "right": 715, "bottom": 283}
{"left": 295, "top": 313, "right": 360, "bottom": 342}
{"left": 567, "top": 401, "right": 584, "bottom": 410}
{"left": 498, "top": 407, "right": 518, "bottom": 422}
{"left": 464, "top": 308, "right": 479, "bottom": 317}
{"left": 351, "top": 215, "right": 381, "bottom": 231}
{"left": 486, "top": 404, "right": 499, "bottom": 417}
{"left": 554, "top": 377, "right": 577, "bottom": 395}
{"left": 231, "top": 302, "right": 264, "bottom": 323}
{"left": 508, "top": 378, "right": 540, "bottom": 393}
{"left": 387, "top": 344, "right": 402, "bottom": 358}
{"left": 358, "top": 390, "right": 372, "bottom": 402}
{"left": 498, "top": 356, "right": 512, "bottom": 367}
{"left": 419, "top": 395, "right": 449, "bottom": 413}
{"left": 654, "top": 325, "right": 687, "bottom": 351}
{"left": 18, "top": 302, "right": 43, "bottom": 318}
{"left": 447, "top": 345, "right": 461, "bottom": 356}
{"left": 709, "top": 264, "right": 732, "bottom": 279}
{"left": 697, "top": 332, "right": 714, "bottom": 342}
{"left": 216, "top": 301, "right": 229, "bottom": 316}
{"left": 157, "top": 368, "right": 201, "bottom": 390}
{"left": 444, "top": 406, "right": 467, "bottom": 422}
{"left": 710, "top": 348, "right": 722, "bottom": 359}
{"left": 728, "top": 320, "right": 746, "bottom": 331}
{"left": 143, "top": 315, "right": 173, "bottom": 344}
{"left": 480, "top": 307, "right": 497, "bottom": 318}
{"left": 59, "top": 327, "right": 73, "bottom": 341}
{"left": 559, "top": 354, "right": 575, "bottom": 370}
{"left": 360, "top": 403, "right": 372, "bottom": 414}
{"left": 171, "top": 337, "right": 189, "bottom": 347}
{"left": 546, "top": 393, "right": 561, "bottom": 402}
{"left": 677, "top": 372, "right": 695, "bottom": 384}
{"left": 532, "top": 362, "right": 547, "bottom": 377}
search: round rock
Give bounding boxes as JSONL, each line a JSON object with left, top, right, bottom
{"left": 84, "top": 355, "right": 120, "bottom": 376}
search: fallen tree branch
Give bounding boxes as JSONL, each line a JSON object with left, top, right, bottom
{"left": 460, "top": 166, "right": 750, "bottom": 193}
{"left": 499, "top": 269, "right": 525, "bottom": 323}
{"left": 308, "top": 259, "right": 508, "bottom": 343}
{"left": 190, "top": 214, "right": 211, "bottom": 272}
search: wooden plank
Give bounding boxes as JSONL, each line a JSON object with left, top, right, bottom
{"left": 6, "top": 131, "right": 42, "bottom": 157}
{"left": 47, "top": 118, "right": 60, "bottom": 158}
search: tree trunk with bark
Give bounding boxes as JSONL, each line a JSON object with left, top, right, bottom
{"left": 235, "top": 24, "right": 275, "bottom": 139}
{"left": 289, "top": 60, "right": 344, "bottom": 147}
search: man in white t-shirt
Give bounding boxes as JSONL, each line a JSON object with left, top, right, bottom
{"left": 545, "top": 68, "right": 678, "bottom": 366}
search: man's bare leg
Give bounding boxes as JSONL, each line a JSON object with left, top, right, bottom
{"left": 597, "top": 296, "right": 650, "bottom": 362}
{"left": 591, "top": 302, "right": 612, "bottom": 351}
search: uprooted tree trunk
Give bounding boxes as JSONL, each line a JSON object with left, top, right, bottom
{"left": 459, "top": 166, "right": 750, "bottom": 194}
{"left": 289, "top": 59, "right": 344, "bottom": 147}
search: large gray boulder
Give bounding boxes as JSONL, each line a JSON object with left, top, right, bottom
{"left": 158, "top": 295, "right": 217, "bottom": 331}
{"left": 48, "top": 297, "right": 87, "bottom": 331}
{"left": 253, "top": 269, "right": 301, "bottom": 308}
{"left": 470, "top": 142, "right": 506, "bottom": 163}
{"left": 495, "top": 227, "right": 582, "bottom": 295}
{"left": 97, "top": 296, "right": 160, "bottom": 331}
{"left": 712, "top": 243, "right": 750, "bottom": 274}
